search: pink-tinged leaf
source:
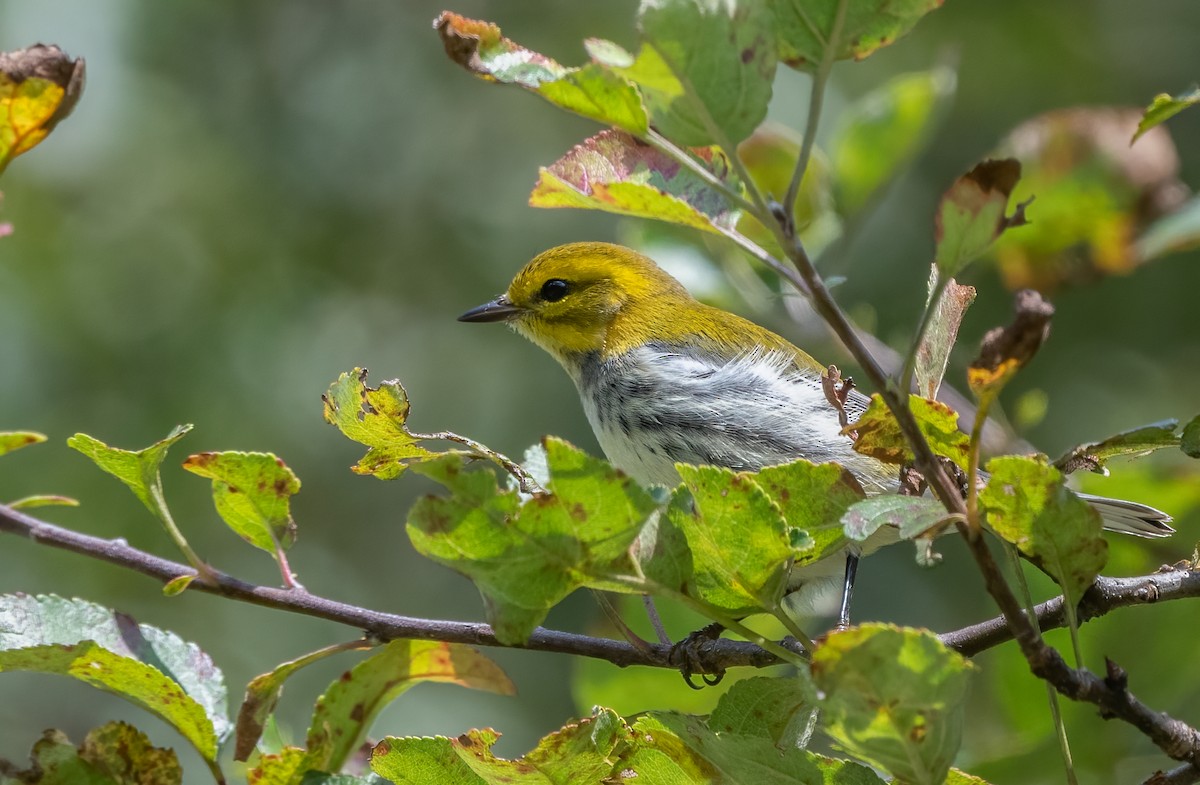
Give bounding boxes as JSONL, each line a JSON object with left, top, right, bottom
{"left": 530, "top": 129, "right": 740, "bottom": 234}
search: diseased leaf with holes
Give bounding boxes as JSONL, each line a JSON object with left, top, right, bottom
{"left": 0, "top": 724, "right": 181, "bottom": 785}
{"left": 813, "top": 624, "right": 973, "bottom": 785}
{"left": 848, "top": 394, "right": 970, "bottom": 471}
{"left": 0, "top": 594, "right": 229, "bottom": 764}
{"left": 1055, "top": 419, "right": 1187, "bottom": 475}
{"left": 1137, "top": 195, "right": 1200, "bottom": 262}
{"left": 372, "top": 710, "right": 632, "bottom": 785}
{"left": 841, "top": 495, "right": 951, "bottom": 542}
{"left": 643, "top": 464, "right": 800, "bottom": 615}
{"left": 914, "top": 271, "right": 976, "bottom": 400}
{"left": 323, "top": 369, "right": 438, "bottom": 480}
{"left": 407, "top": 438, "right": 657, "bottom": 644}
{"left": 707, "top": 675, "right": 816, "bottom": 748}
{"left": 0, "top": 431, "right": 46, "bottom": 457}
{"left": 980, "top": 456, "right": 1107, "bottom": 601}
{"left": 616, "top": 0, "right": 776, "bottom": 147}
{"left": 305, "top": 641, "right": 514, "bottom": 775}
{"left": 433, "top": 13, "right": 647, "bottom": 134}
{"left": 1133, "top": 85, "right": 1200, "bottom": 143}
{"left": 753, "top": 459, "right": 865, "bottom": 569}
{"left": 771, "top": 0, "right": 944, "bottom": 71}
{"left": 0, "top": 45, "right": 85, "bottom": 174}
{"left": 181, "top": 451, "right": 300, "bottom": 555}
{"left": 530, "top": 129, "right": 741, "bottom": 234}
{"left": 67, "top": 425, "right": 192, "bottom": 516}
{"left": 935, "top": 158, "right": 1025, "bottom": 277}
{"left": 833, "top": 67, "right": 956, "bottom": 214}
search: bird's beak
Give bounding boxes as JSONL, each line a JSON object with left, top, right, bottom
{"left": 458, "top": 295, "right": 522, "bottom": 323}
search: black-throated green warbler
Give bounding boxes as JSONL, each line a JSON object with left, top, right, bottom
{"left": 460, "top": 242, "right": 1173, "bottom": 613}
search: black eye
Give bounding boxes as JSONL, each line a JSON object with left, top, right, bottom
{"left": 539, "top": 278, "right": 570, "bottom": 302}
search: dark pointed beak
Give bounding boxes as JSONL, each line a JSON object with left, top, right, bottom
{"left": 458, "top": 295, "right": 522, "bottom": 323}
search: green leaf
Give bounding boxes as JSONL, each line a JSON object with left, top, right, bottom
{"left": 753, "top": 459, "right": 865, "bottom": 569}
{"left": 0, "top": 45, "right": 85, "bottom": 175}
{"left": 246, "top": 748, "right": 308, "bottom": 785}
{"left": 980, "top": 456, "right": 1108, "bottom": 601}
{"left": 1137, "top": 195, "right": 1200, "bottom": 262}
{"left": 0, "top": 431, "right": 46, "bottom": 457}
{"left": 1132, "top": 85, "right": 1200, "bottom": 142}
{"left": 0, "top": 594, "right": 229, "bottom": 763}
{"left": 6, "top": 494, "right": 79, "bottom": 510}
{"left": 1054, "top": 419, "right": 1186, "bottom": 474}
{"left": 432, "top": 13, "right": 648, "bottom": 134}
{"left": 0, "top": 724, "right": 181, "bottom": 785}
{"left": 848, "top": 394, "right": 970, "bottom": 471}
{"left": 771, "top": 0, "right": 944, "bottom": 71}
{"left": 66, "top": 425, "right": 192, "bottom": 515}
{"left": 625, "top": 0, "right": 777, "bottom": 146}
{"left": 707, "top": 675, "right": 815, "bottom": 748}
{"left": 935, "top": 158, "right": 1025, "bottom": 277}
{"left": 323, "top": 369, "right": 439, "bottom": 480}
{"left": 306, "top": 641, "right": 514, "bottom": 774}
{"left": 841, "top": 495, "right": 952, "bottom": 541}
{"left": 372, "top": 709, "right": 631, "bottom": 785}
{"left": 812, "top": 623, "right": 973, "bottom": 785}
{"left": 833, "top": 67, "right": 956, "bottom": 214}
{"left": 1183, "top": 415, "right": 1200, "bottom": 459}
{"left": 945, "top": 769, "right": 993, "bottom": 785}
{"left": 181, "top": 451, "right": 300, "bottom": 554}
{"left": 914, "top": 270, "right": 976, "bottom": 400}
{"left": 161, "top": 575, "right": 195, "bottom": 596}
{"left": 530, "top": 129, "right": 741, "bottom": 234}
{"left": 407, "top": 439, "right": 657, "bottom": 644}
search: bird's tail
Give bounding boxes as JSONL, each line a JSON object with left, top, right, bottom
{"left": 1079, "top": 492, "right": 1175, "bottom": 538}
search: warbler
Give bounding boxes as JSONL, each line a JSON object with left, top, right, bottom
{"left": 460, "top": 242, "right": 1173, "bottom": 618}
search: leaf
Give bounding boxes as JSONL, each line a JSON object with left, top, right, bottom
{"left": 67, "top": 425, "right": 192, "bottom": 517}
{"left": 0, "top": 431, "right": 46, "bottom": 457}
{"left": 530, "top": 129, "right": 741, "bottom": 234}
{"left": 945, "top": 770, "right": 993, "bottom": 785}
{"left": 1183, "top": 415, "right": 1200, "bottom": 459}
{"left": 432, "top": 13, "right": 648, "bottom": 134}
{"left": 625, "top": 0, "right": 777, "bottom": 147}
{"left": 841, "top": 495, "right": 952, "bottom": 541}
{"left": 407, "top": 439, "right": 657, "bottom": 644}
{"left": 372, "top": 709, "right": 632, "bottom": 785}
{"left": 914, "top": 270, "right": 976, "bottom": 399}
{"left": 848, "top": 394, "right": 970, "bottom": 471}
{"left": 306, "top": 641, "right": 514, "bottom": 774}
{"left": 935, "top": 158, "right": 1026, "bottom": 277}
{"left": 771, "top": 0, "right": 944, "bottom": 71}
{"left": 753, "top": 459, "right": 865, "bottom": 569}
{"left": 323, "top": 369, "right": 438, "bottom": 480}
{"left": 0, "top": 724, "right": 181, "bottom": 785}
{"left": 1132, "top": 85, "right": 1200, "bottom": 143}
{"left": 967, "top": 289, "right": 1054, "bottom": 402}
{"left": 0, "top": 45, "right": 85, "bottom": 174}
{"left": 812, "top": 624, "right": 973, "bottom": 785}
{"left": 0, "top": 594, "right": 229, "bottom": 763}
{"left": 1055, "top": 419, "right": 1187, "bottom": 475}
{"left": 1137, "top": 195, "right": 1200, "bottom": 262}
{"left": 979, "top": 456, "right": 1108, "bottom": 601}
{"left": 833, "top": 67, "right": 957, "bottom": 214}
{"left": 707, "top": 675, "right": 815, "bottom": 748}
{"left": 181, "top": 451, "right": 300, "bottom": 554}
{"left": 7, "top": 494, "right": 79, "bottom": 510}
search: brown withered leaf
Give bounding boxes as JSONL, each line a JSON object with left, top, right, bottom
{"left": 968, "top": 289, "right": 1054, "bottom": 399}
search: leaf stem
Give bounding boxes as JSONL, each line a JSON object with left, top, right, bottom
{"left": 421, "top": 430, "right": 545, "bottom": 495}
{"left": 644, "top": 129, "right": 758, "bottom": 215}
{"left": 149, "top": 484, "right": 217, "bottom": 585}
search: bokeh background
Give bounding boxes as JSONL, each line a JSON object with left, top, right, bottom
{"left": 2, "top": 1, "right": 1199, "bottom": 783}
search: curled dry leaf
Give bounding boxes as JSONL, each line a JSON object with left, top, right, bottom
{"left": 968, "top": 289, "right": 1054, "bottom": 399}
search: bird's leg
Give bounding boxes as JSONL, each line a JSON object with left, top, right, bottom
{"left": 837, "top": 552, "right": 860, "bottom": 629}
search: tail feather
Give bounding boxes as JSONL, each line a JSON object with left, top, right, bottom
{"left": 1078, "top": 492, "right": 1175, "bottom": 538}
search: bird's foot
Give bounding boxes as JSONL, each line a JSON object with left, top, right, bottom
{"left": 668, "top": 621, "right": 727, "bottom": 689}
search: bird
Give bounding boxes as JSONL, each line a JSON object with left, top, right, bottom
{"left": 458, "top": 241, "right": 1174, "bottom": 629}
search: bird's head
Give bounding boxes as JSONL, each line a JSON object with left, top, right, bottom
{"left": 459, "top": 242, "right": 691, "bottom": 363}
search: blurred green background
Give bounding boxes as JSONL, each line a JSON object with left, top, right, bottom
{"left": 2, "top": 1, "right": 1198, "bottom": 782}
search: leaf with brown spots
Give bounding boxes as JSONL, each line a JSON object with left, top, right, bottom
{"left": 0, "top": 430, "right": 46, "bottom": 457}
{"left": 935, "top": 158, "right": 1028, "bottom": 278}
{"left": 772, "top": 0, "right": 944, "bottom": 72}
{"left": 0, "top": 44, "right": 85, "bottom": 175}
{"left": 968, "top": 289, "right": 1053, "bottom": 402}
{"left": 847, "top": 394, "right": 970, "bottom": 472}
{"left": 0, "top": 723, "right": 181, "bottom": 785}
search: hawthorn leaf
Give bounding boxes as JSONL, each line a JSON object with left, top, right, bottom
{"left": 935, "top": 158, "right": 1026, "bottom": 277}
{"left": 432, "top": 13, "right": 647, "bottom": 134}
{"left": 1132, "top": 85, "right": 1200, "bottom": 143}
{"left": 407, "top": 438, "right": 657, "bottom": 644}
{"left": 967, "top": 289, "right": 1054, "bottom": 402}
{"left": 945, "top": 770, "right": 993, "bottom": 785}
{"left": 305, "top": 641, "right": 514, "bottom": 775}
{"left": 0, "top": 44, "right": 85, "bottom": 174}
{"left": 707, "top": 675, "right": 815, "bottom": 748}
{"left": 914, "top": 269, "right": 976, "bottom": 400}
{"left": 772, "top": 0, "right": 944, "bottom": 71}
{"left": 323, "top": 369, "right": 438, "bottom": 480}
{"left": 1137, "top": 195, "right": 1200, "bottom": 262}
{"left": 1183, "top": 415, "right": 1200, "bottom": 459}
{"left": 0, "top": 431, "right": 46, "bottom": 457}
{"left": 848, "top": 394, "right": 970, "bottom": 471}
{"left": 7, "top": 495, "right": 79, "bottom": 510}
{"left": 182, "top": 451, "right": 300, "bottom": 555}
{"left": 841, "top": 495, "right": 952, "bottom": 542}
{"left": 1055, "top": 419, "right": 1187, "bottom": 475}
{"left": 0, "top": 594, "right": 229, "bottom": 763}
{"left": 980, "top": 456, "right": 1108, "bottom": 601}
{"left": 67, "top": 425, "right": 192, "bottom": 517}
{"left": 812, "top": 624, "right": 973, "bottom": 785}
{"left": 530, "top": 129, "right": 741, "bottom": 234}
{"left": 833, "top": 67, "right": 957, "bottom": 214}
{"left": 753, "top": 459, "right": 865, "bottom": 569}
{"left": 0, "top": 724, "right": 181, "bottom": 785}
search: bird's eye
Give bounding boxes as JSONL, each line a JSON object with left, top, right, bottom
{"left": 539, "top": 278, "right": 570, "bottom": 302}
